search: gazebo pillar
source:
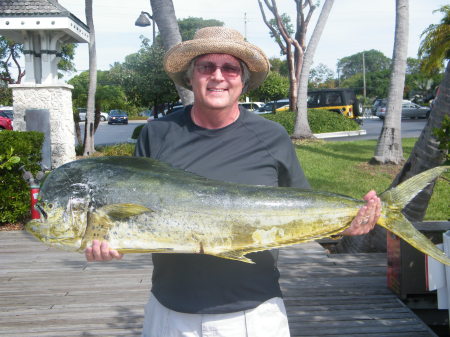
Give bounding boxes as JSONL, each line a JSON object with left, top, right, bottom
{"left": 0, "top": 0, "right": 90, "bottom": 168}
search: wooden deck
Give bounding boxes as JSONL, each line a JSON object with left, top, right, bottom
{"left": 0, "top": 231, "right": 437, "bottom": 337}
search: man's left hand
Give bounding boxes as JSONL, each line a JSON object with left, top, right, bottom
{"left": 341, "top": 190, "right": 381, "bottom": 236}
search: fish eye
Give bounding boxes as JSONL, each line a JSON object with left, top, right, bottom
{"left": 47, "top": 203, "right": 54, "bottom": 209}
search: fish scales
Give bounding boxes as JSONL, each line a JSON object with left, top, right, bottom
{"left": 26, "top": 156, "right": 450, "bottom": 265}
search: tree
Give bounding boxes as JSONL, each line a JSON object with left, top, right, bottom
{"left": 308, "top": 63, "right": 334, "bottom": 88}
{"left": 258, "top": 0, "right": 317, "bottom": 113}
{"left": 248, "top": 71, "right": 289, "bottom": 103}
{"left": 293, "top": 0, "right": 335, "bottom": 139}
{"left": 418, "top": 5, "right": 450, "bottom": 75}
{"left": 150, "top": 0, "right": 194, "bottom": 105}
{"left": 178, "top": 17, "right": 224, "bottom": 41}
{"left": 371, "top": 0, "right": 409, "bottom": 165}
{"left": 82, "top": 0, "right": 97, "bottom": 156}
{"left": 108, "top": 40, "right": 178, "bottom": 115}
{"left": 391, "top": 61, "right": 449, "bottom": 221}
{"left": 0, "top": 37, "right": 24, "bottom": 84}
{"left": 337, "top": 50, "right": 391, "bottom": 81}
{"left": 269, "top": 57, "right": 289, "bottom": 77}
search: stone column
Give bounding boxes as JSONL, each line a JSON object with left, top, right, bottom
{"left": 10, "top": 84, "right": 75, "bottom": 169}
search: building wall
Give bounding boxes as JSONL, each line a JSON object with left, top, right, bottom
{"left": 11, "top": 84, "right": 76, "bottom": 169}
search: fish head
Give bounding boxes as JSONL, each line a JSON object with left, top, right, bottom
{"left": 25, "top": 183, "right": 92, "bottom": 251}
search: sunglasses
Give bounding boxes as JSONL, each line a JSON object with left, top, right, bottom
{"left": 195, "top": 62, "right": 241, "bottom": 77}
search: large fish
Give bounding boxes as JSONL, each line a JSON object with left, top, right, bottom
{"left": 26, "top": 156, "right": 450, "bottom": 265}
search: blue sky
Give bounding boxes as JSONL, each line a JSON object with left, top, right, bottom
{"left": 58, "top": 0, "right": 448, "bottom": 80}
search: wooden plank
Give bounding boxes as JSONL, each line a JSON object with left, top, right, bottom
{"left": 0, "top": 231, "right": 437, "bottom": 337}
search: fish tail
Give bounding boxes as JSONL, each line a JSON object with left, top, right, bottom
{"left": 378, "top": 165, "right": 450, "bottom": 266}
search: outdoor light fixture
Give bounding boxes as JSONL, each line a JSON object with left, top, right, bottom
{"left": 135, "top": 11, "right": 155, "bottom": 43}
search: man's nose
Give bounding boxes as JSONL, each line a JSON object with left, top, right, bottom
{"left": 210, "top": 67, "right": 225, "bottom": 80}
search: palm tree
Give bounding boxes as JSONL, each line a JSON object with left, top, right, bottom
{"left": 150, "top": 0, "right": 194, "bottom": 105}
{"left": 83, "top": 0, "right": 97, "bottom": 156}
{"left": 419, "top": 5, "right": 450, "bottom": 75}
{"left": 293, "top": 0, "right": 334, "bottom": 139}
{"left": 371, "top": 0, "right": 409, "bottom": 164}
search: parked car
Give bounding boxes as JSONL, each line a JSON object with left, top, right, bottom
{"left": 258, "top": 99, "right": 289, "bottom": 113}
{"left": 401, "top": 102, "right": 430, "bottom": 119}
{"left": 238, "top": 102, "right": 264, "bottom": 112}
{"left": 0, "top": 114, "right": 13, "bottom": 130}
{"left": 78, "top": 108, "right": 109, "bottom": 122}
{"left": 376, "top": 102, "right": 430, "bottom": 119}
{"left": 108, "top": 109, "right": 128, "bottom": 124}
{"left": 0, "top": 106, "right": 13, "bottom": 120}
{"left": 307, "top": 88, "right": 362, "bottom": 119}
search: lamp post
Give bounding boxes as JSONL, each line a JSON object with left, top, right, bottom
{"left": 135, "top": 11, "right": 156, "bottom": 43}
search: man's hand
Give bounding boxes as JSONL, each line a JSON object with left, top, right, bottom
{"left": 341, "top": 190, "right": 381, "bottom": 236}
{"left": 85, "top": 240, "right": 124, "bottom": 262}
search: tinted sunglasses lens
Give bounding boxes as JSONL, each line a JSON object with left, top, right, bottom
{"left": 196, "top": 63, "right": 240, "bottom": 77}
{"left": 221, "top": 65, "right": 240, "bottom": 76}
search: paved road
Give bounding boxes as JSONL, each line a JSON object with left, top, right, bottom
{"left": 324, "top": 118, "right": 427, "bottom": 142}
{"left": 79, "top": 118, "right": 427, "bottom": 146}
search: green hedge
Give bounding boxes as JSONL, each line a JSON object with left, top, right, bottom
{"left": 0, "top": 131, "right": 44, "bottom": 224}
{"left": 262, "top": 109, "right": 361, "bottom": 135}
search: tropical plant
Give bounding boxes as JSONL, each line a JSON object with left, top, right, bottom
{"left": 83, "top": 0, "right": 97, "bottom": 156}
{"left": 150, "top": 0, "right": 194, "bottom": 105}
{"left": 371, "top": 0, "right": 409, "bottom": 165}
{"left": 418, "top": 5, "right": 450, "bottom": 75}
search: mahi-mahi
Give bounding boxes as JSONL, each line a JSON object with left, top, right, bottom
{"left": 26, "top": 156, "right": 450, "bottom": 265}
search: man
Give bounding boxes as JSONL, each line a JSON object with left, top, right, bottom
{"left": 86, "top": 27, "right": 381, "bottom": 337}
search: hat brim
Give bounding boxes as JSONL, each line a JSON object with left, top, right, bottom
{"left": 164, "top": 39, "right": 270, "bottom": 91}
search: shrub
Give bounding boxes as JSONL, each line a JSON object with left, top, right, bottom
{"left": 0, "top": 131, "right": 44, "bottom": 224}
{"left": 262, "top": 109, "right": 360, "bottom": 135}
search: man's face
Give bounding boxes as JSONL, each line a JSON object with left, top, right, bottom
{"left": 189, "top": 54, "right": 244, "bottom": 110}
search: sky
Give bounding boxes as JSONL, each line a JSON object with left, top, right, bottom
{"left": 58, "top": 0, "right": 448, "bottom": 80}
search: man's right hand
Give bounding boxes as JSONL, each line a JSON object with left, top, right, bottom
{"left": 85, "top": 240, "right": 124, "bottom": 261}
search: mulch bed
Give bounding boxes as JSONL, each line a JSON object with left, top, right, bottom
{"left": 0, "top": 223, "right": 25, "bottom": 231}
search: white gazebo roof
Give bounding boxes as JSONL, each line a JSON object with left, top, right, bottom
{"left": 0, "top": 0, "right": 89, "bottom": 43}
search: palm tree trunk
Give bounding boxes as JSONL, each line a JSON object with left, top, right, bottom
{"left": 390, "top": 60, "right": 450, "bottom": 221}
{"left": 371, "top": 0, "right": 409, "bottom": 164}
{"left": 150, "top": 0, "right": 194, "bottom": 106}
{"left": 336, "top": 0, "right": 410, "bottom": 253}
{"left": 293, "top": 0, "right": 335, "bottom": 139}
{"left": 83, "top": 0, "right": 96, "bottom": 156}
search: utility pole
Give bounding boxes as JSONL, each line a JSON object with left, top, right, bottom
{"left": 362, "top": 51, "right": 366, "bottom": 100}
{"left": 244, "top": 12, "right": 247, "bottom": 41}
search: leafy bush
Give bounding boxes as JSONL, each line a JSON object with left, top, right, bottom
{"left": 262, "top": 109, "right": 360, "bottom": 135}
{"left": 0, "top": 131, "right": 44, "bottom": 224}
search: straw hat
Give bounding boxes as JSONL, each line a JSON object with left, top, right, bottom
{"left": 164, "top": 26, "right": 270, "bottom": 91}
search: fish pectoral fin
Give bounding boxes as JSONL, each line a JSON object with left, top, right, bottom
{"left": 99, "top": 203, "right": 152, "bottom": 219}
{"left": 213, "top": 251, "right": 255, "bottom": 264}
{"left": 117, "top": 248, "right": 175, "bottom": 253}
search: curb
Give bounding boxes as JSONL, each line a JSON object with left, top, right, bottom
{"left": 314, "top": 129, "right": 367, "bottom": 139}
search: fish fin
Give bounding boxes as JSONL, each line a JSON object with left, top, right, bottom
{"left": 213, "top": 251, "right": 255, "bottom": 264}
{"left": 117, "top": 248, "right": 174, "bottom": 253}
{"left": 99, "top": 203, "right": 152, "bottom": 219}
{"left": 380, "top": 166, "right": 449, "bottom": 208}
{"left": 379, "top": 213, "right": 450, "bottom": 266}
{"left": 378, "top": 166, "right": 450, "bottom": 266}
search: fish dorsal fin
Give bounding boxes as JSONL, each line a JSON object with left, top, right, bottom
{"left": 99, "top": 203, "right": 152, "bottom": 219}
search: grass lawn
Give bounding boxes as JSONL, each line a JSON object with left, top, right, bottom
{"left": 294, "top": 138, "right": 449, "bottom": 221}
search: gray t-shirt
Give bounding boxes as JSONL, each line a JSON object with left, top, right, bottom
{"left": 135, "top": 106, "right": 310, "bottom": 314}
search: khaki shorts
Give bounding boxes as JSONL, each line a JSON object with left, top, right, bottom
{"left": 142, "top": 293, "right": 291, "bottom": 337}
